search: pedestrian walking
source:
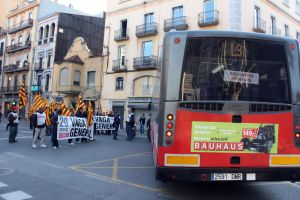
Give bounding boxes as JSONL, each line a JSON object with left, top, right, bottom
{"left": 51, "top": 108, "right": 60, "bottom": 149}
{"left": 113, "top": 111, "right": 121, "bottom": 140}
{"left": 146, "top": 114, "right": 152, "bottom": 143}
{"left": 7, "top": 106, "right": 19, "bottom": 143}
{"left": 139, "top": 114, "right": 146, "bottom": 135}
{"left": 32, "top": 107, "right": 47, "bottom": 148}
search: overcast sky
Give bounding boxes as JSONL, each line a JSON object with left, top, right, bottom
{"left": 57, "top": 0, "right": 107, "bottom": 15}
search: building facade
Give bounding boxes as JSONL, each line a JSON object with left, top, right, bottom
{"left": 52, "top": 37, "right": 104, "bottom": 111}
{"left": 102, "top": 0, "right": 300, "bottom": 126}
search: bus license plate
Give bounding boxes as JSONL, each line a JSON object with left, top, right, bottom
{"left": 212, "top": 173, "right": 243, "bottom": 181}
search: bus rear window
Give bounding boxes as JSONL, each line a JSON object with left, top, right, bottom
{"left": 181, "top": 38, "right": 290, "bottom": 104}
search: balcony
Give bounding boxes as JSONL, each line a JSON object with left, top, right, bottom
{"left": 0, "top": 29, "right": 6, "bottom": 37}
{"left": 1, "top": 86, "right": 28, "bottom": 94}
{"left": 56, "top": 84, "right": 83, "bottom": 95}
{"left": 133, "top": 56, "right": 158, "bottom": 70}
{"left": 112, "top": 59, "right": 128, "bottom": 72}
{"left": 34, "top": 63, "right": 44, "bottom": 72}
{"left": 164, "top": 16, "right": 188, "bottom": 32}
{"left": 114, "top": 29, "right": 129, "bottom": 41}
{"left": 198, "top": 10, "right": 219, "bottom": 27}
{"left": 136, "top": 23, "right": 158, "bottom": 38}
{"left": 3, "top": 64, "right": 29, "bottom": 73}
{"left": 8, "top": 19, "right": 33, "bottom": 34}
{"left": 253, "top": 17, "right": 266, "bottom": 33}
{"left": 49, "top": 37, "right": 54, "bottom": 42}
{"left": 270, "top": 27, "right": 281, "bottom": 36}
{"left": 6, "top": 42, "right": 31, "bottom": 54}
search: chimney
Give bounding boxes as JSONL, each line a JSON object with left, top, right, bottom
{"left": 69, "top": 3, "right": 73, "bottom": 8}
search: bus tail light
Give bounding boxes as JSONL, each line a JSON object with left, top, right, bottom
{"left": 296, "top": 133, "right": 300, "bottom": 138}
{"left": 166, "top": 130, "right": 173, "bottom": 137}
{"left": 166, "top": 122, "right": 173, "bottom": 129}
{"left": 167, "top": 114, "right": 174, "bottom": 121}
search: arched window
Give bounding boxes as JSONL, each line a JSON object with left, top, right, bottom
{"left": 116, "top": 77, "right": 124, "bottom": 91}
{"left": 45, "top": 25, "right": 49, "bottom": 39}
{"left": 59, "top": 68, "right": 69, "bottom": 86}
{"left": 39, "top": 27, "right": 43, "bottom": 41}
{"left": 18, "top": 35, "right": 22, "bottom": 46}
{"left": 74, "top": 70, "right": 81, "bottom": 86}
{"left": 50, "top": 23, "right": 55, "bottom": 37}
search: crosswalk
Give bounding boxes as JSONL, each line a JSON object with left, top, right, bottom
{"left": 0, "top": 181, "right": 32, "bottom": 200}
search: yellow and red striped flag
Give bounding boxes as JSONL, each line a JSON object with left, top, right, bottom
{"left": 50, "top": 99, "right": 57, "bottom": 114}
{"left": 87, "top": 101, "right": 93, "bottom": 127}
{"left": 32, "top": 93, "right": 43, "bottom": 115}
{"left": 42, "top": 98, "right": 48, "bottom": 111}
{"left": 28, "top": 105, "right": 33, "bottom": 119}
{"left": 60, "top": 102, "right": 71, "bottom": 116}
{"left": 75, "top": 94, "right": 86, "bottom": 113}
{"left": 45, "top": 107, "right": 51, "bottom": 127}
{"left": 19, "top": 81, "right": 27, "bottom": 108}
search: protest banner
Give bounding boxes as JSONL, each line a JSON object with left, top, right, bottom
{"left": 93, "top": 116, "right": 115, "bottom": 131}
{"left": 57, "top": 116, "right": 94, "bottom": 140}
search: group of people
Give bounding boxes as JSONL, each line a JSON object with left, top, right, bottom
{"left": 6, "top": 106, "right": 152, "bottom": 147}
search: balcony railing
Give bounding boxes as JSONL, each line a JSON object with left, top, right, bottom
{"left": 133, "top": 56, "right": 158, "bottom": 70}
{"left": 128, "top": 97, "right": 159, "bottom": 103}
{"left": 49, "top": 37, "right": 54, "bottom": 42}
{"left": 253, "top": 17, "right": 266, "bottom": 33}
{"left": 136, "top": 23, "right": 158, "bottom": 38}
{"left": 164, "top": 16, "right": 188, "bottom": 32}
{"left": 3, "top": 64, "right": 29, "bottom": 73}
{"left": 1, "top": 86, "right": 28, "bottom": 94}
{"left": 6, "top": 42, "right": 31, "bottom": 54}
{"left": 0, "top": 29, "right": 7, "bottom": 37}
{"left": 198, "top": 10, "right": 219, "bottom": 27}
{"left": 270, "top": 27, "right": 281, "bottom": 36}
{"left": 8, "top": 19, "right": 33, "bottom": 34}
{"left": 114, "top": 29, "right": 129, "bottom": 41}
{"left": 34, "top": 63, "right": 44, "bottom": 72}
{"left": 112, "top": 59, "right": 128, "bottom": 72}
{"left": 56, "top": 84, "right": 83, "bottom": 94}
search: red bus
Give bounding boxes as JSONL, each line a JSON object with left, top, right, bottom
{"left": 152, "top": 31, "right": 300, "bottom": 182}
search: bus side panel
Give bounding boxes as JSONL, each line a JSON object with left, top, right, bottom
{"left": 157, "top": 110, "right": 299, "bottom": 168}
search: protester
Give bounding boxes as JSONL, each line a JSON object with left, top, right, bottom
{"left": 51, "top": 108, "right": 60, "bottom": 149}
{"left": 0, "top": 110, "right": 3, "bottom": 123}
{"left": 32, "top": 107, "right": 47, "bottom": 148}
{"left": 127, "top": 111, "right": 135, "bottom": 141}
{"left": 113, "top": 111, "right": 121, "bottom": 140}
{"left": 107, "top": 111, "right": 113, "bottom": 135}
{"left": 7, "top": 106, "right": 19, "bottom": 143}
{"left": 146, "top": 114, "right": 152, "bottom": 143}
{"left": 139, "top": 114, "right": 146, "bottom": 135}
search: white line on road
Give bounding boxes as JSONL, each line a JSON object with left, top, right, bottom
{"left": 5, "top": 152, "right": 26, "bottom": 158}
{"left": 0, "top": 182, "right": 8, "bottom": 188}
{"left": 288, "top": 182, "right": 300, "bottom": 189}
{"left": 0, "top": 191, "right": 32, "bottom": 200}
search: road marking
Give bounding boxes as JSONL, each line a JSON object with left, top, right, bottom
{"left": 112, "top": 159, "right": 118, "bottom": 180}
{"left": 0, "top": 182, "right": 8, "bottom": 188}
{"left": 85, "top": 174, "right": 119, "bottom": 184}
{"left": 0, "top": 191, "right": 32, "bottom": 200}
{"left": 288, "top": 182, "right": 300, "bottom": 189}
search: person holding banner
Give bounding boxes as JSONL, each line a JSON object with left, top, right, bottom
{"left": 113, "top": 111, "right": 121, "bottom": 140}
{"left": 51, "top": 108, "right": 60, "bottom": 149}
{"left": 32, "top": 108, "right": 47, "bottom": 148}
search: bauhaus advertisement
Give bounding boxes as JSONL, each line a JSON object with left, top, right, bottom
{"left": 191, "top": 122, "right": 279, "bottom": 153}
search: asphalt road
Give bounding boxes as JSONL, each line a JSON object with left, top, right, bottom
{"left": 0, "top": 120, "right": 300, "bottom": 200}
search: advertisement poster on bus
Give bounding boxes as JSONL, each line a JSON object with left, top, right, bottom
{"left": 57, "top": 116, "right": 94, "bottom": 140}
{"left": 191, "top": 122, "right": 278, "bottom": 154}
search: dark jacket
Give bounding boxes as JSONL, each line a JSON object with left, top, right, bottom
{"left": 114, "top": 115, "right": 121, "bottom": 125}
{"left": 129, "top": 114, "right": 135, "bottom": 126}
{"left": 146, "top": 118, "right": 151, "bottom": 130}
{"left": 8, "top": 112, "right": 18, "bottom": 126}
{"left": 51, "top": 112, "right": 59, "bottom": 129}
{"left": 76, "top": 111, "right": 84, "bottom": 118}
{"left": 139, "top": 116, "right": 146, "bottom": 125}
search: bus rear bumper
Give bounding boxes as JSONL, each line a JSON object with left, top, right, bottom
{"left": 156, "top": 166, "right": 300, "bottom": 182}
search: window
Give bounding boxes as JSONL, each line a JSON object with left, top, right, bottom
{"left": 87, "top": 71, "right": 96, "bottom": 87}
{"left": 11, "top": 39, "right": 15, "bottom": 46}
{"left": 39, "top": 57, "right": 43, "bottom": 69}
{"left": 37, "top": 75, "right": 42, "bottom": 87}
{"left": 172, "top": 6, "right": 183, "bottom": 25}
{"left": 18, "top": 35, "right": 22, "bottom": 46}
{"left": 144, "top": 13, "right": 154, "bottom": 31}
{"left": 283, "top": 0, "right": 289, "bottom": 7}
{"left": 45, "top": 74, "right": 50, "bottom": 92}
{"left": 142, "top": 76, "right": 152, "bottom": 95}
{"left": 20, "top": 18, "right": 24, "bottom": 27}
{"left": 22, "top": 74, "right": 26, "bottom": 84}
{"left": 204, "top": 0, "right": 215, "bottom": 23}
{"left": 47, "top": 53, "right": 52, "bottom": 68}
{"left": 0, "top": 42, "right": 4, "bottom": 55}
{"left": 116, "top": 77, "right": 124, "bottom": 91}
{"left": 14, "top": 75, "right": 18, "bottom": 89}
{"left": 50, "top": 23, "right": 55, "bottom": 38}
{"left": 74, "top": 70, "right": 81, "bottom": 86}
{"left": 28, "top": 12, "right": 32, "bottom": 19}
{"left": 118, "top": 46, "right": 126, "bottom": 68}
{"left": 120, "top": 19, "right": 127, "bottom": 38}
{"left": 271, "top": 16, "right": 276, "bottom": 35}
{"left": 142, "top": 41, "right": 153, "bottom": 57}
{"left": 45, "top": 25, "right": 49, "bottom": 39}
{"left": 59, "top": 68, "right": 69, "bottom": 86}
{"left": 284, "top": 24, "right": 289, "bottom": 37}
{"left": 39, "top": 27, "right": 43, "bottom": 41}
{"left": 254, "top": 6, "right": 261, "bottom": 28}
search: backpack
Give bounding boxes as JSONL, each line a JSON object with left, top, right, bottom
{"left": 129, "top": 114, "right": 135, "bottom": 125}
